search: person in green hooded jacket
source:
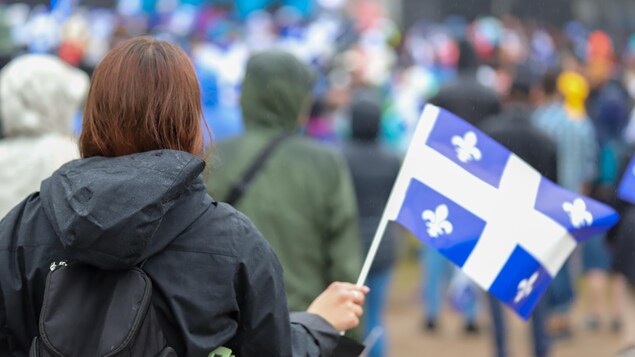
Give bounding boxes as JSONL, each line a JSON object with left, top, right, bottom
{"left": 206, "top": 50, "right": 363, "bottom": 340}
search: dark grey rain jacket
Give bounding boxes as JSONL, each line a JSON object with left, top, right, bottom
{"left": 0, "top": 150, "right": 338, "bottom": 356}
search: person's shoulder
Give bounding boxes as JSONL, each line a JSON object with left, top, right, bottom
{"left": 216, "top": 132, "right": 338, "bottom": 159}
{"left": 515, "top": 119, "right": 557, "bottom": 155}
{"left": 526, "top": 124, "right": 556, "bottom": 146}
{"left": 288, "top": 135, "right": 334, "bottom": 152}
{"left": 185, "top": 201, "right": 276, "bottom": 259}
{"left": 432, "top": 80, "right": 461, "bottom": 99}
{"left": 479, "top": 113, "right": 506, "bottom": 134}
{"left": 212, "top": 135, "right": 244, "bottom": 157}
{"left": 344, "top": 142, "right": 399, "bottom": 164}
{"left": 474, "top": 82, "right": 501, "bottom": 105}
{"left": 580, "top": 116, "right": 597, "bottom": 130}
{"left": 0, "top": 192, "right": 55, "bottom": 249}
{"left": 286, "top": 136, "right": 346, "bottom": 165}
{"left": 562, "top": 116, "right": 597, "bottom": 139}
{"left": 377, "top": 145, "right": 402, "bottom": 164}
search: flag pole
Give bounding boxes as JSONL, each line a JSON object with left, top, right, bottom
{"left": 341, "top": 216, "right": 389, "bottom": 335}
{"left": 355, "top": 217, "right": 389, "bottom": 287}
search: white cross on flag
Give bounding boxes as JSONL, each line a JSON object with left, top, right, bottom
{"left": 372, "top": 105, "right": 619, "bottom": 319}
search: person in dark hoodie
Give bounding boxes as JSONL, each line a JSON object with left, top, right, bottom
{"left": 584, "top": 60, "right": 630, "bottom": 332}
{"left": 480, "top": 68, "right": 557, "bottom": 357}
{"left": 207, "top": 50, "right": 363, "bottom": 340}
{"left": 430, "top": 39, "right": 501, "bottom": 128}
{"left": 608, "top": 147, "right": 635, "bottom": 357}
{"left": 0, "top": 37, "right": 368, "bottom": 357}
{"left": 342, "top": 97, "right": 401, "bottom": 357}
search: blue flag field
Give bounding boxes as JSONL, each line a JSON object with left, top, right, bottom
{"left": 618, "top": 155, "right": 635, "bottom": 204}
{"left": 378, "top": 105, "right": 619, "bottom": 319}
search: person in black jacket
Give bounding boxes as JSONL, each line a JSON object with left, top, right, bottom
{"left": 607, "top": 147, "right": 635, "bottom": 356}
{"left": 480, "top": 70, "right": 557, "bottom": 357}
{"left": 342, "top": 97, "right": 401, "bottom": 357}
{"left": 0, "top": 36, "right": 367, "bottom": 357}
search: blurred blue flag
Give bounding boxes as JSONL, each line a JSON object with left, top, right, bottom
{"left": 617, "top": 155, "right": 635, "bottom": 204}
{"left": 383, "top": 105, "right": 619, "bottom": 319}
{"left": 51, "top": 0, "right": 72, "bottom": 22}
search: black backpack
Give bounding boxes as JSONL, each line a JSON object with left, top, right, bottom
{"left": 29, "top": 262, "right": 177, "bottom": 357}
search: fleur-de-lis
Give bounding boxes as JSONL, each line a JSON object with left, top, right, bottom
{"left": 562, "top": 198, "right": 593, "bottom": 228}
{"left": 49, "top": 261, "right": 68, "bottom": 272}
{"left": 451, "top": 131, "right": 482, "bottom": 163}
{"left": 514, "top": 272, "right": 539, "bottom": 303}
{"left": 422, "top": 204, "right": 454, "bottom": 238}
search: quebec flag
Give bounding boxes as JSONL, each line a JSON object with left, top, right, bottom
{"left": 617, "top": 155, "right": 635, "bottom": 204}
{"left": 385, "top": 105, "right": 619, "bottom": 319}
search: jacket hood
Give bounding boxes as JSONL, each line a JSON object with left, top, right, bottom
{"left": 0, "top": 54, "right": 89, "bottom": 138}
{"left": 40, "top": 150, "right": 210, "bottom": 269}
{"left": 240, "top": 50, "right": 315, "bottom": 130}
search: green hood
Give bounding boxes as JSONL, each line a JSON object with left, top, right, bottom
{"left": 240, "top": 50, "right": 315, "bottom": 130}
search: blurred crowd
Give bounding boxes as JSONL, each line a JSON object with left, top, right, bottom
{"left": 5, "top": 1, "right": 635, "bottom": 146}
{"left": 5, "top": 0, "right": 635, "bottom": 356}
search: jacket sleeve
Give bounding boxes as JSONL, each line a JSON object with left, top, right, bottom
{"left": 0, "top": 278, "right": 9, "bottom": 357}
{"left": 228, "top": 223, "right": 294, "bottom": 356}
{"left": 228, "top": 222, "right": 348, "bottom": 356}
{"left": 289, "top": 312, "right": 339, "bottom": 356}
{"left": 0, "top": 196, "right": 48, "bottom": 357}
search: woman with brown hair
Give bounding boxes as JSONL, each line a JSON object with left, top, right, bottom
{"left": 0, "top": 37, "right": 366, "bottom": 356}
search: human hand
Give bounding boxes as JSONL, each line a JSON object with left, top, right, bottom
{"left": 307, "top": 282, "right": 370, "bottom": 331}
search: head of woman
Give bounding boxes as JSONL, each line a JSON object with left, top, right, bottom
{"left": 79, "top": 36, "right": 206, "bottom": 158}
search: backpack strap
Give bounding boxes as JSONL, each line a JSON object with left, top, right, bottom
{"left": 225, "top": 131, "right": 293, "bottom": 206}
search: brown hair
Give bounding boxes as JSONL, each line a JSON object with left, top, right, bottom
{"left": 79, "top": 36, "right": 207, "bottom": 158}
